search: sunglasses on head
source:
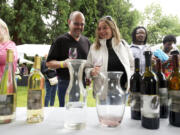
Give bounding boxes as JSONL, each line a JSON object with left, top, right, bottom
{"left": 104, "top": 16, "right": 113, "bottom": 21}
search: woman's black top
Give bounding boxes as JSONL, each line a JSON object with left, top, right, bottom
{"left": 106, "top": 38, "right": 127, "bottom": 90}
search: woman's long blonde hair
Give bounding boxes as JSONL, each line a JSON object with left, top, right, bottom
{"left": 94, "top": 16, "right": 121, "bottom": 50}
{"left": 0, "top": 18, "right": 10, "bottom": 43}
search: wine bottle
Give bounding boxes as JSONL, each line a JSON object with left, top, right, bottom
{"left": 155, "top": 59, "right": 168, "bottom": 118}
{"left": 130, "top": 58, "right": 142, "bottom": 120}
{"left": 0, "top": 49, "right": 17, "bottom": 124}
{"left": 168, "top": 54, "right": 180, "bottom": 127}
{"left": 141, "top": 51, "right": 159, "bottom": 129}
{"left": 27, "top": 56, "right": 45, "bottom": 123}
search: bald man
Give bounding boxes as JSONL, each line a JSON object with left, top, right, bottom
{"left": 46, "top": 11, "right": 91, "bottom": 107}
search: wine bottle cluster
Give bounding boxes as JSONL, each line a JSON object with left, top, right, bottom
{"left": 0, "top": 52, "right": 45, "bottom": 124}
{"left": 130, "top": 51, "right": 174, "bottom": 129}
{"left": 1, "top": 49, "right": 180, "bottom": 128}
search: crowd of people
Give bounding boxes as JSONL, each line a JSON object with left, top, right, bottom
{"left": 0, "top": 11, "right": 179, "bottom": 107}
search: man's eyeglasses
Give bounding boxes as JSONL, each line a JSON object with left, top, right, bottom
{"left": 73, "top": 22, "right": 85, "bottom": 27}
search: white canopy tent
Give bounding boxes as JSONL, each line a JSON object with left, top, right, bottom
{"left": 17, "top": 44, "right": 51, "bottom": 64}
{"left": 17, "top": 44, "right": 51, "bottom": 57}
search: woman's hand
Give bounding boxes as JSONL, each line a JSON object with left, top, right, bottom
{"left": 90, "top": 66, "right": 101, "bottom": 77}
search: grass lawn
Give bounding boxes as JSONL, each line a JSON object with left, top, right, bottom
{"left": 17, "top": 86, "right": 96, "bottom": 107}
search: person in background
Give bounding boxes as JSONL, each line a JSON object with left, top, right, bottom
{"left": 15, "top": 59, "right": 21, "bottom": 82}
{"left": 85, "top": 16, "right": 134, "bottom": 97}
{"left": 161, "top": 35, "right": 180, "bottom": 78}
{"left": 30, "top": 65, "right": 35, "bottom": 74}
{"left": 46, "top": 11, "right": 91, "bottom": 107}
{"left": 162, "top": 35, "right": 179, "bottom": 56}
{"left": 130, "top": 26, "right": 150, "bottom": 74}
{"left": 20, "top": 63, "right": 29, "bottom": 76}
{"left": 41, "top": 54, "right": 58, "bottom": 107}
{"left": 0, "top": 18, "right": 18, "bottom": 80}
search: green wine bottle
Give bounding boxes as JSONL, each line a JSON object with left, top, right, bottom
{"left": 155, "top": 59, "right": 168, "bottom": 118}
{"left": 130, "top": 58, "right": 142, "bottom": 120}
{"left": 0, "top": 49, "right": 17, "bottom": 124}
{"left": 168, "top": 54, "right": 180, "bottom": 127}
{"left": 27, "top": 56, "right": 45, "bottom": 123}
{"left": 141, "top": 51, "right": 159, "bottom": 129}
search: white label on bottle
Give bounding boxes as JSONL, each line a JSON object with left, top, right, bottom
{"left": 141, "top": 95, "right": 160, "bottom": 118}
{"left": 28, "top": 90, "right": 42, "bottom": 110}
{"left": 169, "top": 90, "right": 180, "bottom": 113}
{"left": 159, "top": 88, "right": 168, "bottom": 105}
{"left": 130, "top": 92, "right": 141, "bottom": 111}
{"left": 0, "top": 95, "right": 14, "bottom": 115}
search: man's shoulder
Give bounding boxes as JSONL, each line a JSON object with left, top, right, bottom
{"left": 80, "top": 35, "right": 91, "bottom": 44}
{"left": 81, "top": 35, "right": 89, "bottom": 39}
{"left": 55, "top": 33, "right": 70, "bottom": 41}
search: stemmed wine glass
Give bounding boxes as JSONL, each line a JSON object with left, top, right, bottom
{"left": 69, "top": 48, "right": 78, "bottom": 59}
{"left": 93, "top": 56, "right": 103, "bottom": 68}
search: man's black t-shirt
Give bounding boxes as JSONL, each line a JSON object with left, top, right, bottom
{"left": 47, "top": 33, "right": 91, "bottom": 80}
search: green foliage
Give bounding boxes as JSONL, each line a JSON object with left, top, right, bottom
{"left": 17, "top": 86, "right": 96, "bottom": 107}
{"left": 45, "top": 0, "right": 70, "bottom": 44}
{"left": 0, "top": 3, "right": 16, "bottom": 40}
{"left": 79, "top": 0, "right": 98, "bottom": 43}
{"left": 112, "top": 0, "right": 140, "bottom": 43}
{"left": 95, "top": 0, "right": 140, "bottom": 43}
{"left": 11, "top": 0, "right": 48, "bottom": 44}
{"left": 0, "top": 0, "right": 140, "bottom": 45}
{"left": 140, "top": 3, "right": 180, "bottom": 45}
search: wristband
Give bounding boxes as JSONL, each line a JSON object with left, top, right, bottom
{"left": 60, "top": 61, "right": 64, "bottom": 68}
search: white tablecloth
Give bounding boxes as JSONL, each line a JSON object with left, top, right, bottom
{"left": 0, "top": 107, "right": 179, "bottom": 135}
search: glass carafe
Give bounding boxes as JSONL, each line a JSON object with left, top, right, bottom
{"left": 96, "top": 71, "right": 126, "bottom": 127}
{"left": 64, "top": 59, "right": 87, "bottom": 130}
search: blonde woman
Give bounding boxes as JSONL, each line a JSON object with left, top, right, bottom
{"left": 0, "top": 19, "right": 18, "bottom": 80}
{"left": 86, "top": 16, "right": 134, "bottom": 97}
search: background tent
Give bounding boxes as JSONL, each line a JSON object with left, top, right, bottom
{"left": 17, "top": 44, "right": 51, "bottom": 57}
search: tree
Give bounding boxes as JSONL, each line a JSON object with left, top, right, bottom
{"left": 44, "top": 0, "right": 70, "bottom": 44}
{"left": 0, "top": 1, "right": 16, "bottom": 40}
{"left": 140, "top": 3, "right": 180, "bottom": 45}
{"left": 79, "top": 0, "right": 98, "bottom": 42}
{"left": 0, "top": 0, "right": 141, "bottom": 45}
{"left": 96, "top": 0, "right": 140, "bottom": 43}
{"left": 11, "top": 0, "right": 48, "bottom": 44}
{"left": 112, "top": 0, "right": 140, "bottom": 43}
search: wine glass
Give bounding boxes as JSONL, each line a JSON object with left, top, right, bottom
{"left": 69, "top": 48, "right": 78, "bottom": 59}
{"left": 93, "top": 56, "right": 103, "bottom": 67}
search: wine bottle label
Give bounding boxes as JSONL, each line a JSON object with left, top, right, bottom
{"left": 0, "top": 95, "right": 14, "bottom": 115}
{"left": 159, "top": 88, "right": 168, "bottom": 105}
{"left": 141, "top": 95, "right": 160, "bottom": 118}
{"left": 169, "top": 91, "right": 180, "bottom": 113}
{"left": 28, "top": 90, "right": 42, "bottom": 110}
{"left": 130, "top": 92, "right": 141, "bottom": 111}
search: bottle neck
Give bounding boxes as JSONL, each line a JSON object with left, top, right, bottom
{"left": 172, "top": 55, "right": 179, "bottom": 72}
{"left": 145, "top": 56, "right": 152, "bottom": 72}
{"left": 33, "top": 68, "right": 40, "bottom": 72}
{"left": 134, "top": 58, "right": 140, "bottom": 73}
{"left": 34, "top": 56, "right": 41, "bottom": 71}
{"left": 156, "top": 59, "right": 162, "bottom": 73}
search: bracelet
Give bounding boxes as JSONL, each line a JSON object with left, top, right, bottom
{"left": 60, "top": 61, "right": 64, "bottom": 68}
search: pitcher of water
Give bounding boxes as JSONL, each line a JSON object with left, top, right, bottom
{"left": 96, "top": 71, "right": 126, "bottom": 127}
{"left": 64, "top": 59, "right": 87, "bottom": 130}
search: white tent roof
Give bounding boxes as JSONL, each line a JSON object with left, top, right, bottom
{"left": 19, "top": 58, "right": 33, "bottom": 64}
{"left": 17, "top": 44, "right": 51, "bottom": 57}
